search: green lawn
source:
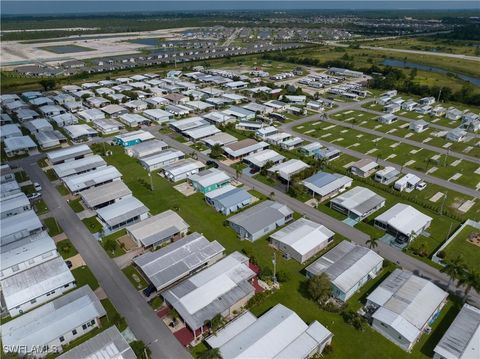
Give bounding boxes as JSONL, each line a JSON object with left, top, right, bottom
{"left": 122, "top": 264, "right": 148, "bottom": 290}
{"left": 442, "top": 225, "right": 480, "bottom": 271}
{"left": 43, "top": 217, "right": 63, "bottom": 236}
{"left": 21, "top": 184, "right": 36, "bottom": 195}
{"left": 46, "top": 168, "right": 58, "bottom": 181}
{"left": 100, "top": 298, "right": 128, "bottom": 331}
{"left": 71, "top": 265, "right": 99, "bottom": 290}
{"left": 149, "top": 296, "right": 164, "bottom": 310}
{"left": 68, "top": 198, "right": 84, "bottom": 213}
{"left": 33, "top": 199, "right": 49, "bottom": 215}
{"left": 82, "top": 216, "right": 103, "bottom": 234}
{"left": 37, "top": 158, "right": 49, "bottom": 168}
{"left": 101, "top": 229, "right": 127, "bottom": 258}
{"left": 57, "top": 239, "right": 78, "bottom": 259}
{"left": 92, "top": 144, "right": 456, "bottom": 359}
{"left": 56, "top": 183, "right": 70, "bottom": 196}
{"left": 14, "top": 170, "right": 29, "bottom": 183}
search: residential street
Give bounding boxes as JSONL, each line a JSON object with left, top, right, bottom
{"left": 14, "top": 157, "right": 191, "bottom": 359}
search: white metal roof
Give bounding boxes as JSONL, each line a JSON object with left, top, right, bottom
{"left": 47, "top": 144, "right": 92, "bottom": 163}
{"left": 1, "top": 231, "right": 56, "bottom": 275}
{"left": 140, "top": 149, "right": 184, "bottom": 167}
{"left": 375, "top": 203, "right": 432, "bottom": 236}
{"left": 306, "top": 241, "right": 383, "bottom": 293}
{"left": 0, "top": 210, "right": 43, "bottom": 245}
{"left": 1, "top": 286, "right": 106, "bottom": 354}
{"left": 162, "top": 252, "right": 255, "bottom": 330}
{"left": 4, "top": 136, "right": 37, "bottom": 152}
{"left": 189, "top": 168, "right": 230, "bottom": 188}
{"left": 134, "top": 232, "right": 224, "bottom": 290}
{"left": 1, "top": 256, "right": 74, "bottom": 309}
{"left": 114, "top": 130, "right": 154, "bottom": 143}
{"left": 217, "top": 304, "right": 332, "bottom": 359}
{"left": 53, "top": 155, "right": 106, "bottom": 178}
{"left": 96, "top": 197, "right": 148, "bottom": 227}
{"left": 79, "top": 180, "right": 132, "bottom": 208}
{"left": 368, "top": 269, "right": 448, "bottom": 343}
{"left": 303, "top": 172, "right": 352, "bottom": 197}
{"left": 63, "top": 166, "right": 121, "bottom": 192}
{"left": 127, "top": 209, "right": 189, "bottom": 246}
{"left": 270, "top": 218, "right": 334, "bottom": 257}
{"left": 330, "top": 186, "right": 385, "bottom": 217}
{"left": 162, "top": 159, "right": 205, "bottom": 177}
{"left": 244, "top": 149, "right": 285, "bottom": 168}
{"left": 434, "top": 303, "right": 480, "bottom": 359}
{"left": 57, "top": 326, "right": 136, "bottom": 359}
{"left": 184, "top": 125, "right": 220, "bottom": 140}
{"left": 268, "top": 159, "right": 310, "bottom": 181}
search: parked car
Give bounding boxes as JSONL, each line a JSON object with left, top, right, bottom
{"left": 206, "top": 160, "right": 219, "bottom": 168}
{"left": 33, "top": 182, "right": 42, "bottom": 191}
{"left": 27, "top": 192, "right": 42, "bottom": 201}
{"left": 416, "top": 182, "right": 427, "bottom": 191}
{"left": 143, "top": 284, "right": 156, "bottom": 298}
{"left": 65, "top": 260, "right": 73, "bottom": 269}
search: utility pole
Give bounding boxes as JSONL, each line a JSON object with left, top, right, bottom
{"left": 272, "top": 252, "right": 277, "bottom": 284}
{"left": 440, "top": 191, "right": 448, "bottom": 215}
{"left": 437, "top": 87, "right": 442, "bottom": 103}
{"left": 148, "top": 173, "right": 154, "bottom": 191}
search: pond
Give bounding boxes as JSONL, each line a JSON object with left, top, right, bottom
{"left": 128, "top": 38, "right": 165, "bottom": 46}
{"left": 41, "top": 44, "right": 94, "bottom": 54}
{"left": 382, "top": 59, "right": 480, "bottom": 87}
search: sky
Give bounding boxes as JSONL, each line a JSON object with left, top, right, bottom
{"left": 2, "top": 1, "right": 479, "bottom": 15}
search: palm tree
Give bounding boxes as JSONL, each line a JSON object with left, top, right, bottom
{"left": 366, "top": 237, "right": 379, "bottom": 250}
{"left": 457, "top": 269, "right": 480, "bottom": 302}
{"left": 441, "top": 255, "right": 465, "bottom": 290}
{"left": 199, "top": 348, "right": 221, "bottom": 359}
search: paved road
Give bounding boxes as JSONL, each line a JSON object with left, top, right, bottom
{"left": 325, "top": 40, "right": 480, "bottom": 62}
{"left": 303, "top": 116, "right": 480, "bottom": 165}
{"left": 145, "top": 131, "right": 479, "bottom": 305}
{"left": 15, "top": 158, "right": 190, "bottom": 359}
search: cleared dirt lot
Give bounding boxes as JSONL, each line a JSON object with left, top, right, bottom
{"left": 1, "top": 27, "right": 194, "bottom": 68}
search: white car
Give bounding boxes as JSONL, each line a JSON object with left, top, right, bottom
{"left": 416, "top": 182, "right": 427, "bottom": 191}
{"left": 34, "top": 182, "right": 42, "bottom": 192}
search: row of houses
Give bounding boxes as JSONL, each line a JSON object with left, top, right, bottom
{"left": 0, "top": 165, "right": 136, "bottom": 357}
